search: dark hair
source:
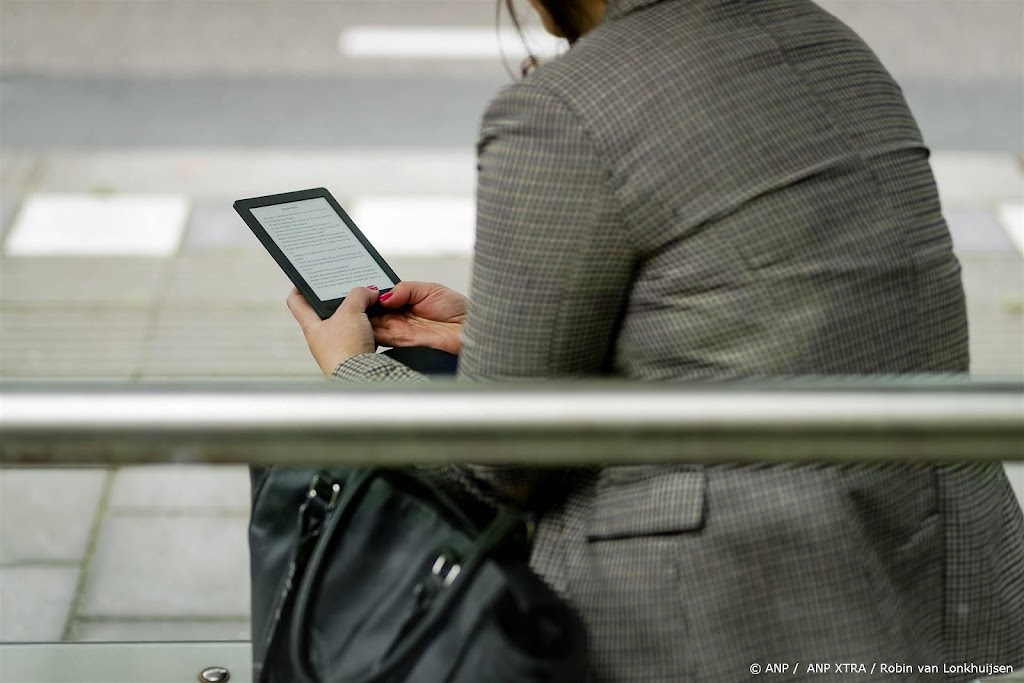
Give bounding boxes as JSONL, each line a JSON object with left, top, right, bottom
{"left": 501, "top": 0, "right": 585, "bottom": 77}
{"left": 503, "top": 0, "right": 586, "bottom": 44}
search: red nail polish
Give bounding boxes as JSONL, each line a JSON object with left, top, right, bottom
{"left": 367, "top": 285, "right": 378, "bottom": 291}
{"left": 379, "top": 292, "right": 393, "bottom": 302}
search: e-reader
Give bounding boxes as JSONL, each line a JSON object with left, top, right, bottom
{"left": 234, "top": 188, "right": 400, "bottom": 319}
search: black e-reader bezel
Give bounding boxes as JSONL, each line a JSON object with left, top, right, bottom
{"left": 234, "top": 188, "right": 400, "bottom": 320}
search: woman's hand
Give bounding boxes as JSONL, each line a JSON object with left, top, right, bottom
{"left": 287, "top": 285, "right": 380, "bottom": 376}
{"left": 372, "top": 281, "right": 468, "bottom": 355}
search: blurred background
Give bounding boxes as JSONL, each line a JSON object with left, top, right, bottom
{"left": 1, "top": 0, "right": 1022, "bottom": 646}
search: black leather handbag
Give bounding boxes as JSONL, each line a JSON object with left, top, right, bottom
{"left": 249, "top": 466, "right": 587, "bottom": 683}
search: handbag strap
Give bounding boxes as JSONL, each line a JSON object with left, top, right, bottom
{"left": 289, "top": 468, "right": 524, "bottom": 683}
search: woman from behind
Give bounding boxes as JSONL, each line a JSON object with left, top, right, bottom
{"left": 288, "top": 0, "right": 1024, "bottom": 680}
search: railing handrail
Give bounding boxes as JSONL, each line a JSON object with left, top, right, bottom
{"left": 2, "top": 379, "right": 1021, "bottom": 465}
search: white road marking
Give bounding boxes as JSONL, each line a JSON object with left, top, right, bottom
{"left": 5, "top": 194, "right": 189, "bottom": 256}
{"left": 930, "top": 152, "right": 1024, "bottom": 208}
{"left": 348, "top": 196, "right": 475, "bottom": 256}
{"left": 997, "top": 203, "right": 1024, "bottom": 255}
{"left": 339, "top": 26, "right": 564, "bottom": 60}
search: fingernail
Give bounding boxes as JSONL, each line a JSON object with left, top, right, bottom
{"left": 367, "top": 285, "right": 378, "bottom": 291}
{"left": 379, "top": 292, "right": 393, "bottom": 302}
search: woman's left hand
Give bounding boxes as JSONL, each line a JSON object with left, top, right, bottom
{"left": 287, "top": 285, "right": 380, "bottom": 376}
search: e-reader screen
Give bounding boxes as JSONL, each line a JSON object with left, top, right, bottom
{"left": 248, "top": 197, "right": 396, "bottom": 300}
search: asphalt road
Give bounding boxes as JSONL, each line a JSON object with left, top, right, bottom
{"left": 1, "top": 0, "right": 1021, "bottom": 152}
{"left": 1, "top": 74, "right": 1021, "bottom": 151}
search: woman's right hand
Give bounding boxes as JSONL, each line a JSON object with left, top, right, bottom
{"left": 372, "top": 281, "right": 468, "bottom": 355}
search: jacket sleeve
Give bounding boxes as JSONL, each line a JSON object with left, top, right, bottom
{"left": 330, "top": 80, "right": 635, "bottom": 509}
{"left": 459, "top": 80, "right": 634, "bottom": 379}
{"left": 452, "top": 80, "right": 635, "bottom": 507}
{"left": 331, "top": 353, "right": 429, "bottom": 382}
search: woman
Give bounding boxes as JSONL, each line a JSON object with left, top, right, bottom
{"left": 286, "top": 0, "right": 1024, "bottom": 680}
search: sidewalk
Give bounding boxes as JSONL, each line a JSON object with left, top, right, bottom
{"left": 0, "top": 147, "right": 1022, "bottom": 643}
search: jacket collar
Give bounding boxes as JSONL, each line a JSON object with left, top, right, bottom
{"left": 605, "top": 0, "right": 668, "bottom": 21}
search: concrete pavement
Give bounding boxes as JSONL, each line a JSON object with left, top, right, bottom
{"left": 0, "top": 145, "right": 1020, "bottom": 644}
{"left": 1, "top": 0, "right": 1022, "bottom": 648}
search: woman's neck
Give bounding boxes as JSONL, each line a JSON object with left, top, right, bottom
{"left": 575, "top": 0, "right": 609, "bottom": 36}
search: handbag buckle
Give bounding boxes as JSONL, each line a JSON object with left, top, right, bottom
{"left": 431, "top": 554, "right": 462, "bottom": 587}
{"left": 307, "top": 473, "right": 342, "bottom": 510}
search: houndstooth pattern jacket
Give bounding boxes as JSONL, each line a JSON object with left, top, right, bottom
{"left": 331, "top": 0, "right": 1024, "bottom": 680}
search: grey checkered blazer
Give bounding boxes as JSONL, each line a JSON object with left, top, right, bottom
{"left": 332, "top": 0, "right": 1024, "bottom": 680}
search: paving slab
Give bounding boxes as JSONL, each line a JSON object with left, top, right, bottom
{"left": 108, "top": 466, "right": 250, "bottom": 514}
{"left": 24, "top": 152, "right": 225, "bottom": 198}
{"left": 1006, "top": 464, "right": 1024, "bottom": 511}
{"left": 170, "top": 248, "right": 473, "bottom": 303}
{"left": 0, "top": 309, "right": 150, "bottom": 378}
{"left": 68, "top": 618, "right": 250, "bottom": 643}
{"left": 819, "top": 0, "right": 1023, "bottom": 83}
{"left": 0, "top": 153, "right": 44, "bottom": 196}
{"left": 4, "top": 194, "right": 188, "bottom": 257}
{"left": 182, "top": 203, "right": 263, "bottom": 253}
{"left": 968, "top": 324, "right": 1024, "bottom": 377}
{"left": 162, "top": 254, "right": 294, "bottom": 307}
{"left": 946, "top": 209, "right": 1017, "bottom": 253}
{"left": 959, "top": 252, "right": 1024, "bottom": 377}
{"left": 931, "top": 152, "right": 1024, "bottom": 209}
{"left": 386, "top": 255, "right": 473, "bottom": 295}
{"left": 79, "top": 515, "right": 250, "bottom": 618}
{"left": 33, "top": 150, "right": 476, "bottom": 200}
{"left": 998, "top": 203, "right": 1023, "bottom": 255}
{"left": 0, "top": 155, "right": 43, "bottom": 242}
{"left": 0, "top": 257, "right": 169, "bottom": 307}
{"left": 141, "top": 307, "right": 316, "bottom": 377}
{"left": 0, "top": 468, "right": 108, "bottom": 564}
{"left": 0, "top": 566, "right": 79, "bottom": 642}
{"left": 348, "top": 195, "right": 475, "bottom": 256}
{"left": 1, "top": 196, "right": 21, "bottom": 240}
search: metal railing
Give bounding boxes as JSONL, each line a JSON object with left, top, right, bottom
{"left": 1, "top": 378, "right": 1021, "bottom": 683}
{"left": 2, "top": 378, "right": 1022, "bottom": 465}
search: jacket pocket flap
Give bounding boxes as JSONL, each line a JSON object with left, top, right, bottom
{"left": 587, "top": 469, "right": 705, "bottom": 541}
